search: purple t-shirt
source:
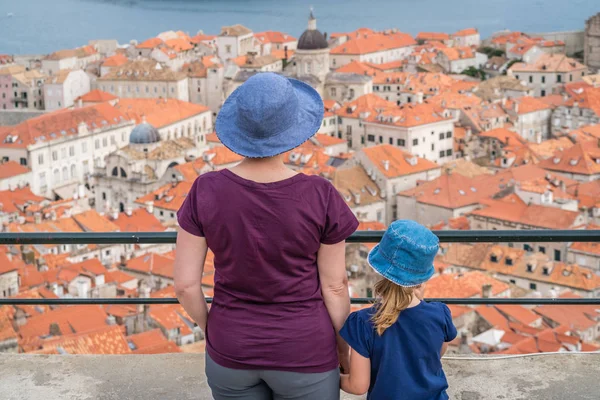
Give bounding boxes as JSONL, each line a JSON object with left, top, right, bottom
{"left": 177, "top": 169, "right": 359, "bottom": 372}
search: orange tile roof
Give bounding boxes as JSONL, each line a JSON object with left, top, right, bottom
{"left": 399, "top": 172, "right": 502, "bottom": 209}
{"left": 506, "top": 96, "right": 552, "bottom": 115}
{"left": 569, "top": 180, "right": 600, "bottom": 209}
{"left": 18, "top": 305, "right": 110, "bottom": 342}
{"left": 564, "top": 86, "right": 600, "bottom": 117}
{"left": 474, "top": 305, "right": 510, "bottom": 330}
{"left": 18, "top": 265, "right": 45, "bottom": 289}
{"left": 133, "top": 341, "right": 181, "bottom": 354}
{"left": 102, "top": 53, "right": 129, "bottom": 67}
{"left": 173, "top": 159, "right": 206, "bottom": 182}
{"left": 447, "top": 304, "right": 473, "bottom": 318}
{"left": 331, "top": 32, "right": 416, "bottom": 55}
{"left": 437, "top": 47, "right": 474, "bottom": 61}
{"left": 0, "top": 103, "right": 130, "bottom": 149}
{"left": 357, "top": 221, "right": 386, "bottom": 231}
{"left": 0, "top": 186, "right": 45, "bottom": 214}
{"left": 135, "top": 181, "right": 192, "bottom": 212}
{"left": 190, "top": 34, "right": 216, "bottom": 44}
{"left": 416, "top": 32, "right": 450, "bottom": 41}
{"left": 538, "top": 141, "right": 600, "bottom": 176}
{"left": 75, "top": 89, "right": 118, "bottom": 103}
{"left": 335, "top": 60, "right": 380, "bottom": 76}
{"left": 424, "top": 271, "right": 510, "bottom": 298}
{"left": 364, "top": 102, "right": 452, "bottom": 128}
{"left": 28, "top": 325, "right": 131, "bottom": 354}
{"left": 104, "top": 269, "right": 137, "bottom": 285}
{"left": 568, "top": 124, "right": 600, "bottom": 143}
{"left": 362, "top": 145, "right": 440, "bottom": 179}
{"left": 72, "top": 210, "right": 120, "bottom": 232}
{"left": 254, "top": 31, "right": 296, "bottom": 44}
{"left": 113, "top": 98, "right": 209, "bottom": 129}
{"left": 509, "top": 53, "right": 586, "bottom": 73}
{"left": 103, "top": 304, "right": 138, "bottom": 319}
{"left": 271, "top": 49, "right": 295, "bottom": 60}
{"left": 125, "top": 252, "right": 175, "bottom": 279}
{"left": 113, "top": 208, "right": 166, "bottom": 232}
{"left": 312, "top": 133, "right": 346, "bottom": 147}
{"left": 478, "top": 128, "right": 527, "bottom": 146}
{"left": 0, "top": 306, "right": 17, "bottom": 343}
{"left": 495, "top": 305, "right": 541, "bottom": 326}
{"left": 453, "top": 28, "right": 478, "bottom": 37}
{"left": 203, "top": 146, "right": 243, "bottom": 166}
{"left": 136, "top": 38, "right": 164, "bottom": 49}
{"left": 148, "top": 304, "right": 194, "bottom": 335}
{"left": 335, "top": 93, "right": 397, "bottom": 119}
{"left": 373, "top": 71, "right": 456, "bottom": 93}
{"left": 534, "top": 294, "right": 599, "bottom": 331}
{"left": 331, "top": 166, "right": 384, "bottom": 208}
{"left": 0, "top": 161, "right": 30, "bottom": 179}
{"left": 165, "top": 38, "right": 194, "bottom": 52}
{"left": 469, "top": 199, "right": 581, "bottom": 230}
{"left": 127, "top": 328, "right": 168, "bottom": 350}
{"left": 527, "top": 137, "right": 574, "bottom": 160}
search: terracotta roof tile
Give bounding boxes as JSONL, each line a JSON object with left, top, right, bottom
{"left": 331, "top": 32, "right": 416, "bottom": 55}
{"left": 416, "top": 32, "right": 450, "bottom": 41}
{"left": 495, "top": 305, "right": 541, "bottom": 326}
{"left": 202, "top": 146, "right": 243, "bottom": 166}
{"left": 125, "top": 252, "right": 175, "bottom": 279}
{"left": 254, "top": 31, "right": 296, "bottom": 44}
{"left": 509, "top": 53, "right": 586, "bottom": 73}
{"left": 72, "top": 210, "right": 119, "bottom": 232}
{"left": 113, "top": 208, "right": 166, "bottom": 232}
{"left": 0, "top": 161, "right": 30, "bottom": 180}
{"left": 28, "top": 325, "right": 131, "bottom": 354}
{"left": 362, "top": 145, "right": 440, "bottom": 179}
{"left": 113, "top": 98, "right": 209, "bottom": 129}
{"left": 538, "top": 141, "right": 600, "bottom": 176}
{"left": 133, "top": 341, "right": 181, "bottom": 354}
{"left": 75, "top": 89, "right": 118, "bottom": 103}
{"left": 136, "top": 38, "right": 164, "bottom": 49}
{"left": 127, "top": 328, "right": 168, "bottom": 351}
{"left": 474, "top": 306, "right": 511, "bottom": 330}
{"left": 135, "top": 181, "right": 192, "bottom": 212}
{"left": 453, "top": 28, "right": 478, "bottom": 37}
{"left": 424, "top": 271, "right": 510, "bottom": 298}
{"left": 102, "top": 54, "right": 129, "bottom": 67}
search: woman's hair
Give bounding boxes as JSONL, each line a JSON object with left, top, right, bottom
{"left": 371, "top": 279, "right": 415, "bottom": 336}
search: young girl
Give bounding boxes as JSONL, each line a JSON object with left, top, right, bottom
{"left": 340, "top": 220, "right": 457, "bottom": 400}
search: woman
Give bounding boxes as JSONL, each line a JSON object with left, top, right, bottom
{"left": 174, "top": 72, "right": 359, "bottom": 399}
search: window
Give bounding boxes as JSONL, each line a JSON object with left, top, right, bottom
{"left": 225, "top": 45, "right": 231, "bottom": 53}
{"left": 82, "top": 142, "right": 87, "bottom": 153}
{"left": 39, "top": 172, "right": 46, "bottom": 187}
{"left": 389, "top": 138, "right": 393, "bottom": 145}
{"left": 439, "top": 133, "right": 444, "bottom": 140}
{"left": 554, "top": 249, "right": 561, "bottom": 261}
{"left": 397, "top": 139, "right": 405, "bottom": 146}
{"left": 376, "top": 211, "right": 383, "bottom": 222}
{"left": 490, "top": 255, "right": 498, "bottom": 263}
{"left": 569, "top": 74, "right": 573, "bottom": 82}
{"left": 110, "top": 136, "right": 116, "bottom": 145}
{"left": 524, "top": 244, "right": 532, "bottom": 252}
{"left": 62, "top": 167, "right": 68, "bottom": 181}
{"left": 330, "top": 88, "right": 336, "bottom": 97}
{"left": 346, "top": 125, "right": 352, "bottom": 135}
{"left": 160, "top": 211, "right": 164, "bottom": 217}
{"left": 412, "top": 139, "right": 418, "bottom": 146}
{"left": 431, "top": 143, "right": 435, "bottom": 151}
{"left": 557, "top": 75, "right": 562, "bottom": 83}
{"left": 20, "top": 158, "right": 27, "bottom": 166}
{"left": 539, "top": 246, "right": 546, "bottom": 254}
{"left": 69, "top": 146, "right": 74, "bottom": 157}
{"left": 515, "top": 75, "right": 519, "bottom": 80}
{"left": 509, "top": 279, "right": 516, "bottom": 284}
{"left": 379, "top": 136, "right": 383, "bottom": 144}
{"left": 446, "top": 149, "right": 452, "bottom": 156}
{"left": 446, "top": 131, "right": 452, "bottom": 138}
{"left": 529, "top": 283, "right": 537, "bottom": 290}
{"left": 505, "top": 257, "right": 513, "bottom": 266}
{"left": 529, "top": 76, "right": 533, "bottom": 83}
{"left": 170, "top": 212, "right": 175, "bottom": 218}
{"left": 61, "top": 148, "right": 66, "bottom": 158}
{"left": 52, "top": 151, "right": 58, "bottom": 161}
{"left": 70, "top": 165, "right": 76, "bottom": 179}
{"left": 367, "top": 134, "right": 375, "bottom": 142}
{"left": 53, "top": 169, "right": 60, "bottom": 183}
{"left": 37, "top": 154, "right": 44, "bottom": 165}
{"left": 541, "top": 90, "right": 546, "bottom": 97}
{"left": 541, "top": 76, "right": 545, "bottom": 84}
{"left": 102, "top": 137, "right": 108, "bottom": 147}
{"left": 439, "top": 150, "right": 445, "bottom": 158}
{"left": 95, "top": 139, "right": 100, "bottom": 149}
{"left": 102, "top": 192, "right": 106, "bottom": 200}
{"left": 542, "top": 267, "right": 550, "bottom": 276}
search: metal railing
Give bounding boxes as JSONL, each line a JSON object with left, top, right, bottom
{"left": 1, "top": 230, "right": 600, "bottom": 306}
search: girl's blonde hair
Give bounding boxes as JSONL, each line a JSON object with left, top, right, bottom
{"left": 371, "top": 279, "right": 416, "bottom": 336}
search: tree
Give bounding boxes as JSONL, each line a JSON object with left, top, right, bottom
{"left": 479, "top": 46, "right": 505, "bottom": 58}
{"left": 461, "top": 66, "right": 486, "bottom": 80}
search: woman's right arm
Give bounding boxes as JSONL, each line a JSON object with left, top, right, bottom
{"left": 317, "top": 241, "right": 351, "bottom": 372}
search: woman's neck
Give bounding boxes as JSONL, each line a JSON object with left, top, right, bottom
{"left": 229, "top": 155, "right": 298, "bottom": 183}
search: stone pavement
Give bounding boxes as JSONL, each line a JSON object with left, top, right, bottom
{"left": 0, "top": 353, "right": 598, "bottom": 399}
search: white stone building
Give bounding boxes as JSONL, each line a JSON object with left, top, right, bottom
{"left": 216, "top": 25, "right": 255, "bottom": 61}
{"left": 44, "top": 70, "right": 91, "bottom": 111}
{"left": 451, "top": 28, "right": 481, "bottom": 48}
{"left": 184, "top": 57, "right": 225, "bottom": 116}
{"left": 97, "top": 60, "right": 189, "bottom": 102}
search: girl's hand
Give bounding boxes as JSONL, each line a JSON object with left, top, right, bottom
{"left": 338, "top": 350, "right": 350, "bottom": 374}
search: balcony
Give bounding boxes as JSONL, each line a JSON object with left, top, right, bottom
{"left": 0, "top": 230, "right": 599, "bottom": 400}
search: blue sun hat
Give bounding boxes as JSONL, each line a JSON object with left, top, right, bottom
{"left": 368, "top": 220, "right": 439, "bottom": 287}
{"left": 215, "top": 72, "right": 324, "bottom": 158}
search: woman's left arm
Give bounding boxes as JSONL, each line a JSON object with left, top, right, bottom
{"left": 174, "top": 228, "right": 209, "bottom": 332}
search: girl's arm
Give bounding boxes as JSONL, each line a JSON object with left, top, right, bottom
{"left": 317, "top": 241, "right": 351, "bottom": 372}
{"left": 340, "top": 348, "right": 371, "bottom": 395}
{"left": 174, "top": 229, "right": 209, "bottom": 332}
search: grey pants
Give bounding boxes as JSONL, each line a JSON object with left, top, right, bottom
{"left": 206, "top": 353, "right": 340, "bottom": 400}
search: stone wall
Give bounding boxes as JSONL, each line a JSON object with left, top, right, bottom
{"left": 527, "top": 30, "right": 585, "bottom": 56}
{"left": 584, "top": 13, "right": 600, "bottom": 72}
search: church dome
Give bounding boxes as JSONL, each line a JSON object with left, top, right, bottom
{"left": 297, "top": 10, "right": 328, "bottom": 50}
{"left": 129, "top": 123, "right": 160, "bottom": 144}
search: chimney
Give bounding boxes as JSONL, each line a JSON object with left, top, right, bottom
{"left": 353, "top": 192, "right": 361, "bottom": 205}
{"left": 482, "top": 284, "right": 492, "bottom": 298}
{"left": 106, "top": 315, "right": 116, "bottom": 325}
{"left": 382, "top": 160, "right": 390, "bottom": 171}
{"left": 416, "top": 92, "right": 424, "bottom": 104}
{"left": 120, "top": 254, "right": 127, "bottom": 267}
{"left": 22, "top": 248, "right": 35, "bottom": 265}
{"left": 50, "top": 210, "right": 57, "bottom": 221}
{"left": 284, "top": 45, "right": 288, "bottom": 60}
{"left": 111, "top": 209, "right": 119, "bottom": 220}
{"left": 145, "top": 201, "right": 154, "bottom": 214}
{"left": 501, "top": 97, "right": 507, "bottom": 107}
{"left": 34, "top": 212, "right": 42, "bottom": 224}
{"left": 559, "top": 180, "right": 566, "bottom": 192}
{"left": 125, "top": 206, "right": 133, "bottom": 217}
{"left": 49, "top": 322, "right": 62, "bottom": 336}
{"left": 246, "top": 51, "right": 257, "bottom": 65}
{"left": 458, "top": 331, "right": 471, "bottom": 354}
{"left": 513, "top": 101, "right": 519, "bottom": 113}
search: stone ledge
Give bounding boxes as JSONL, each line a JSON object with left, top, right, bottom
{"left": 0, "top": 353, "right": 598, "bottom": 400}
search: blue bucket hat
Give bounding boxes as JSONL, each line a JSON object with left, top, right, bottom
{"left": 215, "top": 72, "right": 324, "bottom": 158}
{"left": 368, "top": 220, "right": 439, "bottom": 287}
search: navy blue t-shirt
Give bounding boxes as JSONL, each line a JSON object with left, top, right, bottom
{"left": 340, "top": 301, "right": 457, "bottom": 400}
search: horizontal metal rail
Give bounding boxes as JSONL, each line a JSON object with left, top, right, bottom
{"left": 0, "top": 229, "right": 600, "bottom": 245}
{"left": 1, "top": 230, "right": 599, "bottom": 306}
{"left": 1, "top": 297, "right": 600, "bottom": 306}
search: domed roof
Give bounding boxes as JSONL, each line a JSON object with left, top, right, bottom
{"left": 129, "top": 123, "right": 160, "bottom": 144}
{"left": 297, "top": 10, "right": 328, "bottom": 51}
